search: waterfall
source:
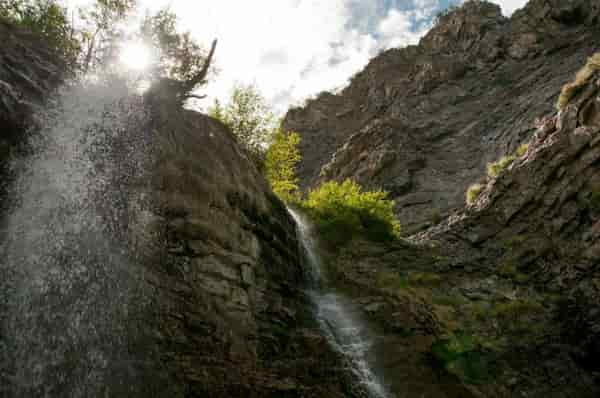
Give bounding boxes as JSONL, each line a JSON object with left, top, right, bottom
{"left": 0, "top": 75, "right": 160, "bottom": 397}
{"left": 288, "top": 208, "right": 389, "bottom": 398}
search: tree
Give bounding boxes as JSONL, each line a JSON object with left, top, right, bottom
{"left": 0, "top": 0, "right": 80, "bottom": 63}
{"left": 78, "top": 0, "right": 137, "bottom": 72}
{"left": 209, "top": 84, "right": 275, "bottom": 163}
{"left": 139, "top": 8, "right": 217, "bottom": 102}
{"left": 265, "top": 129, "right": 301, "bottom": 203}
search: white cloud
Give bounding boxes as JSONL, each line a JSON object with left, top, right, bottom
{"left": 63, "top": 0, "right": 470, "bottom": 113}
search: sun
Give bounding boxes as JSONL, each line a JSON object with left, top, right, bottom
{"left": 120, "top": 42, "right": 152, "bottom": 71}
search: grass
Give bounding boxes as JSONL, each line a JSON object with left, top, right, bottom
{"left": 557, "top": 53, "right": 600, "bottom": 110}
{"left": 516, "top": 143, "right": 529, "bottom": 157}
{"left": 408, "top": 271, "right": 443, "bottom": 286}
{"left": 466, "top": 184, "right": 484, "bottom": 205}
{"left": 487, "top": 155, "right": 516, "bottom": 178}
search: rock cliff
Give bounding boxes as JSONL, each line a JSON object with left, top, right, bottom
{"left": 137, "top": 98, "right": 366, "bottom": 397}
{"left": 324, "top": 61, "right": 600, "bottom": 397}
{"left": 283, "top": 0, "right": 600, "bottom": 233}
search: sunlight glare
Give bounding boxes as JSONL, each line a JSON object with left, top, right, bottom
{"left": 120, "top": 42, "right": 152, "bottom": 71}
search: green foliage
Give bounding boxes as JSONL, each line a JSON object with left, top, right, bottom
{"left": 431, "top": 332, "right": 492, "bottom": 384}
{"left": 209, "top": 84, "right": 275, "bottom": 164}
{"left": 408, "top": 271, "right": 443, "bottom": 286}
{"left": 304, "top": 179, "right": 401, "bottom": 245}
{"left": 140, "top": 8, "right": 212, "bottom": 83}
{"left": 491, "top": 299, "right": 543, "bottom": 319}
{"left": 487, "top": 155, "right": 516, "bottom": 178}
{"left": 516, "top": 143, "right": 529, "bottom": 157}
{"left": 78, "top": 0, "right": 137, "bottom": 71}
{"left": 0, "top": 0, "right": 80, "bottom": 63}
{"left": 265, "top": 130, "right": 302, "bottom": 203}
{"left": 377, "top": 270, "right": 409, "bottom": 292}
{"left": 466, "top": 183, "right": 483, "bottom": 205}
{"left": 557, "top": 53, "right": 600, "bottom": 110}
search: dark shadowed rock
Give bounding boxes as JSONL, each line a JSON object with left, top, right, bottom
{"left": 283, "top": 0, "right": 600, "bottom": 233}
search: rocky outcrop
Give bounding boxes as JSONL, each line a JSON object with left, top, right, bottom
{"left": 324, "top": 68, "right": 600, "bottom": 397}
{"left": 136, "top": 100, "right": 366, "bottom": 397}
{"left": 283, "top": 0, "right": 600, "bottom": 233}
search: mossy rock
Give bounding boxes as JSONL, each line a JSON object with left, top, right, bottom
{"left": 431, "top": 333, "right": 494, "bottom": 384}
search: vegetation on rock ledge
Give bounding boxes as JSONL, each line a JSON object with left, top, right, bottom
{"left": 557, "top": 53, "right": 600, "bottom": 110}
{"left": 302, "top": 179, "right": 401, "bottom": 245}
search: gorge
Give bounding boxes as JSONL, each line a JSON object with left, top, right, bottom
{"left": 1, "top": 0, "right": 600, "bottom": 397}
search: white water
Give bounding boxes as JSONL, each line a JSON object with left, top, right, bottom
{"left": 0, "top": 76, "right": 158, "bottom": 397}
{"left": 289, "top": 209, "right": 389, "bottom": 398}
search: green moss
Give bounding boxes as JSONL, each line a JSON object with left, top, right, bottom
{"left": 376, "top": 270, "right": 409, "bottom": 291}
{"left": 491, "top": 300, "right": 543, "bottom": 319}
{"left": 433, "top": 295, "right": 466, "bottom": 308}
{"left": 487, "top": 155, "right": 516, "bottom": 178}
{"left": 430, "top": 210, "right": 443, "bottom": 225}
{"left": 466, "top": 184, "right": 484, "bottom": 205}
{"left": 498, "top": 262, "right": 517, "bottom": 278}
{"left": 503, "top": 235, "right": 528, "bottom": 247}
{"left": 408, "top": 271, "right": 443, "bottom": 286}
{"left": 431, "top": 332, "right": 493, "bottom": 384}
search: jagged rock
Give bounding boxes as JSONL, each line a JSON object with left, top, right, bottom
{"left": 327, "top": 69, "right": 600, "bottom": 398}
{"left": 283, "top": 0, "right": 600, "bottom": 233}
{"left": 139, "top": 104, "right": 366, "bottom": 396}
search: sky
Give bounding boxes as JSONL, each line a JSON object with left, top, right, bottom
{"left": 66, "top": 0, "right": 529, "bottom": 113}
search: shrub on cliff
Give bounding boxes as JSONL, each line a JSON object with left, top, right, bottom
{"left": 304, "top": 179, "right": 401, "bottom": 245}
{"left": 466, "top": 184, "right": 483, "bottom": 205}
{"left": 557, "top": 53, "right": 600, "bottom": 110}
{"left": 265, "top": 129, "right": 302, "bottom": 203}
{"left": 487, "top": 155, "right": 515, "bottom": 178}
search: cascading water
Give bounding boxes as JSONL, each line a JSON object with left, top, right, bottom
{"left": 288, "top": 209, "right": 390, "bottom": 398}
{"left": 0, "top": 74, "right": 162, "bottom": 397}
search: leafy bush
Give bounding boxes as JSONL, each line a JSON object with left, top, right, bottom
{"left": 303, "top": 179, "right": 401, "bottom": 245}
{"left": 466, "top": 183, "right": 483, "bottom": 205}
{"left": 487, "top": 155, "right": 515, "bottom": 178}
{"left": 265, "top": 129, "right": 301, "bottom": 203}
{"left": 557, "top": 53, "right": 600, "bottom": 110}
{"left": 516, "top": 143, "right": 529, "bottom": 157}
